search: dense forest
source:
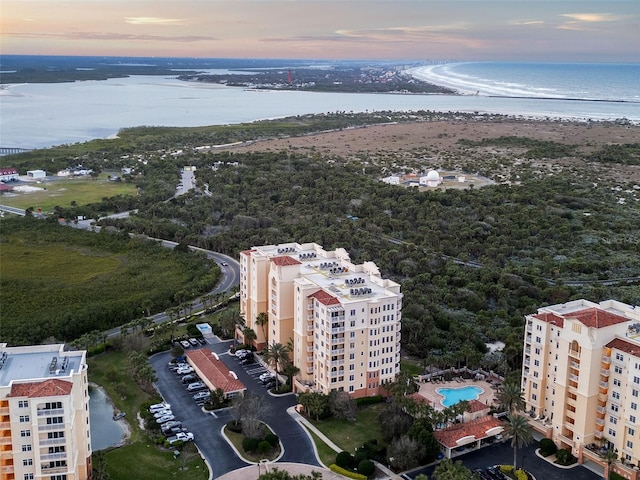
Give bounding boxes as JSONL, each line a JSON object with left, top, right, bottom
{"left": 3, "top": 112, "right": 639, "bottom": 373}
{"left": 0, "top": 217, "right": 219, "bottom": 345}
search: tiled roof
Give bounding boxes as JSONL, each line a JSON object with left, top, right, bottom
{"left": 0, "top": 168, "right": 18, "bottom": 175}
{"left": 606, "top": 338, "right": 640, "bottom": 358}
{"left": 532, "top": 312, "right": 565, "bottom": 328}
{"left": 271, "top": 256, "right": 301, "bottom": 267}
{"left": 407, "top": 392, "right": 434, "bottom": 406}
{"left": 467, "top": 399, "right": 489, "bottom": 413}
{"left": 186, "top": 350, "right": 246, "bottom": 395}
{"left": 9, "top": 379, "right": 73, "bottom": 398}
{"left": 433, "top": 415, "right": 504, "bottom": 448}
{"left": 571, "top": 308, "right": 629, "bottom": 329}
{"left": 309, "top": 290, "right": 340, "bottom": 306}
{"left": 240, "top": 249, "right": 255, "bottom": 256}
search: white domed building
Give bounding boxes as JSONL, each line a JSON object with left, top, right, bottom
{"left": 420, "top": 170, "right": 442, "bottom": 187}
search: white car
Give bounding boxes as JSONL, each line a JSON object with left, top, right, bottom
{"left": 180, "top": 340, "right": 191, "bottom": 349}
{"left": 154, "top": 409, "right": 172, "bottom": 418}
{"left": 259, "top": 372, "right": 276, "bottom": 382}
{"left": 187, "top": 382, "right": 207, "bottom": 392}
{"left": 193, "top": 391, "right": 210, "bottom": 401}
{"left": 149, "top": 402, "right": 170, "bottom": 413}
{"left": 176, "top": 367, "right": 194, "bottom": 375}
{"left": 156, "top": 414, "right": 175, "bottom": 424}
{"left": 168, "top": 432, "right": 194, "bottom": 444}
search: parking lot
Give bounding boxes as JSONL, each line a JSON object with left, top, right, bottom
{"left": 150, "top": 339, "right": 320, "bottom": 478}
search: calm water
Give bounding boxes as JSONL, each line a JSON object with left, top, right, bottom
{"left": 1, "top": 62, "right": 639, "bottom": 149}
{"left": 436, "top": 386, "right": 483, "bottom": 407}
{"left": 89, "top": 384, "right": 126, "bottom": 451}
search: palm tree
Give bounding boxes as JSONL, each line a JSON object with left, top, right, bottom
{"left": 242, "top": 327, "right": 257, "bottom": 348}
{"left": 255, "top": 312, "right": 269, "bottom": 346}
{"left": 503, "top": 413, "right": 534, "bottom": 469}
{"left": 601, "top": 447, "right": 619, "bottom": 479}
{"left": 497, "top": 380, "right": 525, "bottom": 414}
{"left": 263, "top": 342, "right": 290, "bottom": 388}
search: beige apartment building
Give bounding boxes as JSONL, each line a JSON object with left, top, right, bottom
{"left": 239, "top": 242, "right": 402, "bottom": 398}
{"left": 0, "top": 343, "right": 91, "bottom": 480}
{"left": 522, "top": 299, "right": 640, "bottom": 477}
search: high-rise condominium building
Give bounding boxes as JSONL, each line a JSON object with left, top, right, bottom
{"left": 522, "top": 299, "right": 640, "bottom": 476}
{"left": 239, "top": 242, "right": 402, "bottom": 398}
{"left": 0, "top": 343, "right": 91, "bottom": 480}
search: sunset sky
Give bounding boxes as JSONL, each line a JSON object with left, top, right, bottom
{"left": 1, "top": 1, "right": 638, "bottom": 62}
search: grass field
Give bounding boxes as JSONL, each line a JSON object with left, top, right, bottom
{"left": 1, "top": 174, "right": 135, "bottom": 212}
{"left": 309, "top": 402, "right": 387, "bottom": 455}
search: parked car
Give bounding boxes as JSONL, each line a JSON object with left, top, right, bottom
{"left": 193, "top": 391, "right": 210, "bottom": 401}
{"left": 234, "top": 349, "right": 250, "bottom": 357}
{"left": 259, "top": 372, "right": 276, "bottom": 382}
{"left": 181, "top": 374, "right": 197, "bottom": 384}
{"left": 163, "top": 425, "right": 188, "bottom": 437}
{"left": 167, "top": 432, "right": 194, "bottom": 444}
{"left": 240, "top": 356, "right": 255, "bottom": 365}
{"left": 154, "top": 409, "right": 172, "bottom": 418}
{"left": 159, "top": 420, "right": 181, "bottom": 431}
{"left": 186, "top": 382, "right": 207, "bottom": 392}
{"left": 155, "top": 414, "right": 175, "bottom": 424}
{"left": 263, "top": 378, "right": 276, "bottom": 389}
{"left": 189, "top": 338, "right": 199, "bottom": 346}
{"left": 180, "top": 340, "right": 191, "bottom": 349}
{"left": 149, "top": 402, "right": 170, "bottom": 413}
{"left": 176, "top": 366, "right": 194, "bottom": 375}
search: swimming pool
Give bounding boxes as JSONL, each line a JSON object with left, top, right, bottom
{"left": 436, "top": 385, "right": 484, "bottom": 407}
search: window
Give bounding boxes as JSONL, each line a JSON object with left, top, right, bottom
{"left": 611, "top": 404, "right": 619, "bottom": 412}
{"left": 535, "top": 336, "right": 541, "bottom": 343}
{"left": 535, "top": 348, "right": 541, "bottom": 355}
{"left": 616, "top": 353, "right": 624, "bottom": 361}
{"left": 627, "top": 440, "right": 634, "bottom": 449}
{"left": 609, "top": 428, "right": 617, "bottom": 437}
{"left": 614, "top": 379, "right": 621, "bottom": 387}
{"left": 613, "top": 392, "right": 620, "bottom": 400}
{"left": 20, "top": 430, "right": 31, "bottom": 437}
{"left": 22, "top": 459, "right": 33, "bottom": 467}
{"left": 19, "top": 415, "right": 30, "bottom": 423}
{"left": 631, "top": 415, "right": 637, "bottom": 424}
{"left": 615, "top": 366, "right": 623, "bottom": 374}
{"left": 534, "top": 360, "right": 540, "bottom": 366}
{"left": 23, "top": 474, "right": 34, "bottom": 480}
{"left": 18, "top": 400, "right": 29, "bottom": 408}
{"left": 633, "top": 389, "right": 639, "bottom": 398}
{"left": 610, "top": 416, "right": 618, "bottom": 424}
{"left": 532, "top": 382, "right": 538, "bottom": 389}
{"left": 532, "top": 394, "right": 537, "bottom": 401}
{"left": 21, "top": 444, "right": 32, "bottom": 452}
{"left": 632, "top": 402, "right": 638, "bottom": 411}
{"left": 629, "top": 428, "right": 635, "bottom": 436}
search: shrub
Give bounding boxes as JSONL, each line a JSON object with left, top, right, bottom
{"left": 357, "top": 459, "right": 375, "bottom": 476}
{"left": 356, "top": 395, "right": 383, "bottom": 407}
{"left": 610, "top": 473, "right": 625, "bottom": 480}
{"left": 329, "top": 464, "right": 367, "bottom": 480}
{"left": 227, "top": 421, "right": 243, "bottom": 433}
{"left": 242, "top": 437, "right": 259, "bottom": 452}
{"left": 539, "top": 438, "right": 558, "bottom": 457}
{"left": 354, "top": 451, "right": 368, "bottom": 466}
{"left": 265, "top": 433, "right": 279, "bottom": 446}
{"left": 500, "top": 465, "right": 514, "bottom": 473}
{"left": 555, "top": 448, "right": 577, "bottom": 466}
{"left": 257, "top": 440, "right": 271, "bottom": 453}
{"left": 515, "top": 469, "right": 528, "bottom": 480}
{"left": 336, "top": 451, "right": 355, "bottom": 469}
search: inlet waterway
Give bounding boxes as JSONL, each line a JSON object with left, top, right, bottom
{"left": 88, "top": 384, "right": 127, "bottom": 451}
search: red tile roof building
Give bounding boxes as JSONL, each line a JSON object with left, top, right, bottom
{"left": 522, "top": 299, "right": 640, "bottom": 473}
{"left": 186, "top": 349, "right": 246, "bottom": 398}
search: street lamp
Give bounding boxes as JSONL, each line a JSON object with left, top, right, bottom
{"left": 521, "top": 454, "right": 526, "bottom": 471}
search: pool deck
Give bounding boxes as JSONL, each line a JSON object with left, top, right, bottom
{"left": 417, "top": 379, "right": 497, "bottom": 410}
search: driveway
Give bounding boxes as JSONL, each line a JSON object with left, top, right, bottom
{"left": 151, "top": 337, "right": 321, "bottom": 479}
{"left": 403, "top": 441, "right": 602, "bottom": 480}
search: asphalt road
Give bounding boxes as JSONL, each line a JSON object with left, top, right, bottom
{"left": 150, "top": 337, "right": 320, "bottom": 479}
{"left": 403, "top": 440, "right": 602, "bottom": 480}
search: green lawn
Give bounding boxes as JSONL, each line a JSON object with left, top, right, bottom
{"left": 2, "top": 174, "right": 135, "bottom": 211}
{"left": 309, "top": 403, "right": 387, "bottom": 454}
{"left": 308, "top": 430, "right": 339, "bottom": 468}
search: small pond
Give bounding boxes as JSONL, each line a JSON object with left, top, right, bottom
{"left": 89, "top": 384, "right": 127, "bottom": 451}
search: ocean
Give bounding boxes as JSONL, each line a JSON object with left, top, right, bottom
{"left": 1, "top": 60, "right": 638, "bottom": 150}
{"left": 407, "top": 62, "right": 640, "bottom": 102}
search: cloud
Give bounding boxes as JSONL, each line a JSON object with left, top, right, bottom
{"left": 6, "top": 31, "right": 215, "bottom": 42}
{"left": 561, "top": 13, "right": 624, "bottom": 23}
{"left": 509, "top": 20, "right": 545, "bottom": 26}
{"left": 124, "top": 17, "right": 185, "bottom": 26}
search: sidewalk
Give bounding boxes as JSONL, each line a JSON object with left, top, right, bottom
{"left": 286, "top": 406, "right": 403, "bottom": 480}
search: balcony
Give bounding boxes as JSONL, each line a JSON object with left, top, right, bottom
{"left": 527, "top": 324, "right": 533, "bottom": 332}
{"left": 525, "top": 347, "right": 531, "bottom": 355}
{"left": 330, "top": 349, "right": 344, "bottom": 355}
{"left": 569, "top": 361, "right": 580, "bottom": 369}
{"left": 598, "top": 393, "right": 608, "bottom": 402}
{"left": 596, "top": 406, "right": 607, "bottom": 414}
{"left": 568, "top": 374, "right": 579, "bottom": 382}
{"left": 331, "top": 360, "right": 345, "bottom": 366}
{"left": 331, "top": 327, "right": 345, "bottom": 334}
{"left": 596, "top": 418, "right": 605, "bottom": 426}
{"left": 0, "top": 437, "right": 12, "bottom": 445}
{"left": 38, "top": 438, "right": 66, "bottom": 446}
{"left": 306, "top": 325, "right": 314, "bottom": 332}
{"left": 524, "top": 359, "right": 530, "bottom": 367}
{"left": 330, "top": 337, "right": 345, "bottom": 345}
{"left": 38, "top": 424, "right": 66, "bottom": 431}
{"left": 40, "top": 453, "right": 66, "bottom": 461}
{"left": 599, "top": 381, "right": 609, "bottom": 388}
{"left": 0, "top": 407, "right": 8, "bottom": 415}
{"left": 569, "top": 349, "right": 581, "bottom": 358}
{"left": 306, "top": 357, "right": 314, "bottom": 363}
{"left": 40, "top": 465, "right": 68, "bottom": 474}
{"left": 306, "top": 367, "right": 313, "bottom": 374}
{"left": 601, "top": 369, "right": 610, "bottom": 377}
{"left": 0, "top": 465, "right": 15, "bottom": 474}
{"left": 306, "top": 346, "right": 314, "bottom": 353}
{"left": 602, "top": 355, "right": 611, "bottom": 364}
